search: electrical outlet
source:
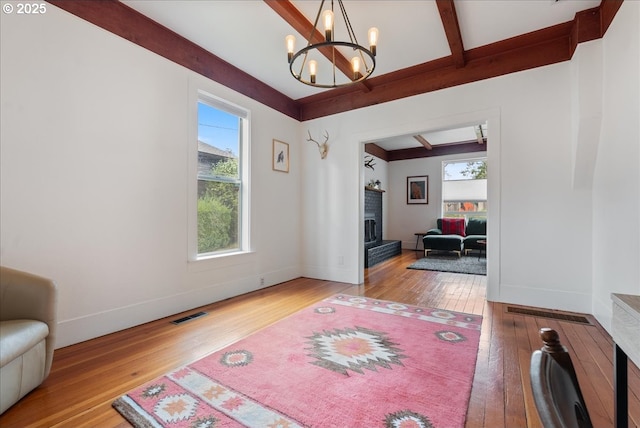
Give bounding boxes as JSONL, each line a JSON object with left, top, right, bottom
{"left": 260, "top": 277, "right": 265, "bottom": 286}
{"left": 338, "top": 255, "right": 344, "bottom": 266}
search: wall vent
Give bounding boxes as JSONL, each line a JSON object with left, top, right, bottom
{"left": 506, "top": 306, "right": 591, "bottom": 325}
{"left": 171, "top": 311, "right": 208, "bottom": 325}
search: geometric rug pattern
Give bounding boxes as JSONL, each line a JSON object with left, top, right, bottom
{"left": 113, "top": 294, "right": 482, "bottom": 427}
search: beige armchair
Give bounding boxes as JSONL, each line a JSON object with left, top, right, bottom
{"left": 0, "top": 266, "right": 57, "bottom": 414}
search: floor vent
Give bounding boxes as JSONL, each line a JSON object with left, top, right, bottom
{"left": 171, "top": 311, "right": 208, "bottom": 325}
{"left": 506, "top": 306, "right": 592, "bottom": 325}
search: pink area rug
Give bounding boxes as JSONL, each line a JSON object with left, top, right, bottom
{"left": 113, "top": 294, "right": 482, "bottom": 427}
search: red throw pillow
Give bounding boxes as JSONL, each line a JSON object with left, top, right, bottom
{"left": 441, "top": 218, "right": 466, "bottom": 236}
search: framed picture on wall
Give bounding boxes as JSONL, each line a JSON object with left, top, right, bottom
{"left": 272, "top": 139, "right": 289, "bottom": 173}
{"left": 407, "top": 176, "right": 428, "bottom": 204}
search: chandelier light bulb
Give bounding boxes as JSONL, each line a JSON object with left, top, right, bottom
{"left": 351, "top": 56, "right": 361, "bottom": 80}
{"left": 322, "top": 9, "right": 334, "bottom": 41}
{"left": 368, "top": 27, "right": 378, "bottom": 56}
{"left": 284, "top": 0, "right": 377, "bottom": 88}
{"left": 285, "top": 35, "right": 296, "bottom": 62}
{"left": 309, "top": 60, "right": 317, "bottom": 84}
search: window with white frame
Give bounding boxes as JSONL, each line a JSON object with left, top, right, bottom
{"left": 196, "top": 93, "right": 248, "bottom": 257}
{"left": 442, "top": 158, "right": 487, "bottom": 218}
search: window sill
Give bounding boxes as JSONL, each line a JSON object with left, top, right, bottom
{"left": 187, "top": 250, "right": 256, "bottom": 272}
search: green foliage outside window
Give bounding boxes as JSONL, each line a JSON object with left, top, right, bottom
{"left": 198, "top": 192, "right": 234, "bottom": 253}
{"left": 460, "top": 160, "right": 487, "bottom": 179}
{"left": 198, "top": 158, "right": 239, "bottom": 254}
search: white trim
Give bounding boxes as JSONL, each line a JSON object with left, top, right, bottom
{"left": 197, "top": 90, "right": 249, "bottom": 119}
{"left": 499, "top": 282, "right": 592, "bottom": 314}
{"left": 356, "top": 108, "right": 501, "bottom": 304}
{"left": 55, "top": 264, "right": 297, "bottom": 348}
{"left": 188, "top": 80, "right": 252, "bottom": 262}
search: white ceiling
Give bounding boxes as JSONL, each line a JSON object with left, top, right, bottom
{"left": 120, "top": 0, "right": 600, "bottom": 148}
{"left": 371, "top": 123, "right": 487, "bottom": 151}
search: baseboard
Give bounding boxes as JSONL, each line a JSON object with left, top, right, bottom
{"left": 302, "top": 264, "right": 359, "bottom": 284}
{"left": 56, "top": 267, "right": 300, "bottom": 349}
{"left": 497, "top": 282, "right": 592, "bottom": 314}
{"left": 402, "top": 240, "right": 423, "bottom": 251}
{"left": 592, "top": 294, "right": 613, "bottom": 334}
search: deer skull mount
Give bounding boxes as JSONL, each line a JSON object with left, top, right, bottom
{"left": 307, "top": 130, "right": 329, "bottom": 159}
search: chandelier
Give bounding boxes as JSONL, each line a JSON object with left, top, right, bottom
{"left": 285, "top": 0, "right": 378, "bottom": 88}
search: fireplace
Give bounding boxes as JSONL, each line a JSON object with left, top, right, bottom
{"left": 364, "top": 212, "right": 376, "bottom": 244}
{"left": 364, "top": 187, "right": 401, "bottom": 267}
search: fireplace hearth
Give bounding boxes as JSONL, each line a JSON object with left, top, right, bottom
{"left": 364, "top": 187, "right": 401, "bottom": 267}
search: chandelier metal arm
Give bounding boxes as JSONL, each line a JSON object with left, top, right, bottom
{"left": 337, "top": 0, "right": 357, "bottom": 45}
{"left": 293, "top": 46, "right": 354, "bottom": 86}
{"left": 335, "top": 0, "right": 373, "bottom": 89}
{"left": 267, "top": 0, "right": 356, "bottom": 82}
{"left": 289, "top": 41, "right": 375, "bottom": 88}
{"left": 307, "top": 0, "right": 325, "bottom": 43}
{"left": 273, "top": 0, "right": 377, "bottom": 89}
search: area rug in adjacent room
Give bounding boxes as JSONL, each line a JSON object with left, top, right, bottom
{"left": 112, "top": 294, "right": 482, "bottom": 428}
{"left": 407, "top": 255, "right": 487, "bottom": 275}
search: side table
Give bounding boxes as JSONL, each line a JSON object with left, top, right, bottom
{"left": 477, "top": 240, "right": 487, "bottom": 260}
{"left": 414, "top": 233, "right": 427, "bottom": 253}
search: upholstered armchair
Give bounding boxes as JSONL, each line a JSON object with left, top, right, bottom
{"left": 0, "top": 266, "right": 57, "bottom": 414}
{"left": 462, "top": 217, "right": 487, "bottom": 255}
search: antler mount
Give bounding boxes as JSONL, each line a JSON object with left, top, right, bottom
{"left": 307, "top": 130, "right": 329, "bottom": 159}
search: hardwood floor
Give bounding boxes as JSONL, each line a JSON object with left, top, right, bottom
{"left": 1, "top": 250, "right": 638, "bottom": 427}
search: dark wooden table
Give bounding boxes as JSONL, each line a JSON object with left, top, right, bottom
{"left": 476, "top": 239, "right": 487, "bottom": 260}
{"left": 414, "top": 233, "right": 427, "bottom": 253}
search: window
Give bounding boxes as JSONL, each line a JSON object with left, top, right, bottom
{"left": 442, "top": 159, "right": 487, "bottom": 218}
{"left": 196, "top": 93, "right": 248, "bottom": 257}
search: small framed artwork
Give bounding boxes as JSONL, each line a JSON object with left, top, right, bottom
{"left": 272, "top": 139, "right": 289, "bottom": 173}
{"left": 407, "top": 175, "right": 428, "bottom": 204}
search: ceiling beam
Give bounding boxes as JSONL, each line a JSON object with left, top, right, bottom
{"left": 300, "top": 30, "right": 572, "bottom": 120}
{"left": 569, "top": 1, "right": 623, "bottom": 56}
{"left": 46, "top": 0, "right": 301, "bottom": 120}
{"left": 475, "top": 126, "right": 485, "bottom": 145}
{"left": 264, "top": 0, "right": 371, "bottom": 92}
{"left": 47, "top": 0, "right": 622, "bottom": 123}
{"left": 435, "top": 0, "right": 465, "bottom": 68}
{"left": 413, "top": 135, "right": 433, "bottom": 150}
{"left": 297, "top": 2, "right": 618, "bottom": 121}
{"left": 388, "top": 141, "right": 487, "bottom": 161}
{"left": 364, "top": 143, "right": 389, "bottom": 162}
{"left": 368, "top": 138, "right": 488, "bottom": 162}
{"left": 600, "top": 0, "right": 624, "bottom": 34}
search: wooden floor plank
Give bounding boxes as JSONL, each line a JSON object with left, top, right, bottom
{"left": 483, "top": 300, "right": 506, "bottom": 428}
{"left": 503, "top": 314, "right": 527, "bottom": 427}
{"left": 516, "top": 315, "right": 542, "bottom": 428}
{"left": 465, "top": 301, "right": 492, "bottom": 427}
{"left": 0, "top": 250, "right": 637, "bottom": 428}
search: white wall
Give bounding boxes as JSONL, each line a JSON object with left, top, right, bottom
{"left": 591, "top": 0, "right": 640, "bottom": 331}
{"left": 2, "top": 2, "right": 637, "bottom": 348}
{"left": 301, "top": 3, "right": 639, "bottom": 318}
{"left": 387, "top": 152, "right": 487, "bottom": 250}
{"left": 302, "top": 62, "right": 596, "bottom": 312}
{"left": 0, "top": 6, "right": 302, "bottom": 347}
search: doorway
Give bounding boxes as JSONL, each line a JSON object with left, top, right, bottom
{"left": 357, "top": 108, "right": 501, "bottom": 302}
